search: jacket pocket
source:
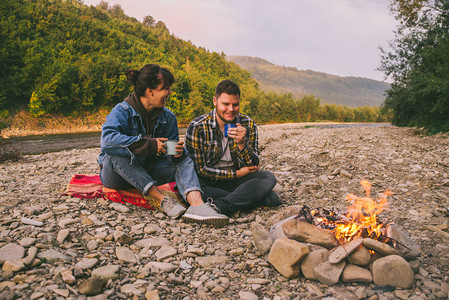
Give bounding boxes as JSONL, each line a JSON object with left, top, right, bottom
{"left": 205, "top": 141, "right": 220, "bottom": 165}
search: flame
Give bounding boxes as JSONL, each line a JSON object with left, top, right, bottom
{"left": 332, "top": 180, "right": 393, "bottom": 243}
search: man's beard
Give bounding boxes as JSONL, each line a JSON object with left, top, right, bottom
{"left": 217, "top": 110, "right": 235, "bottom": 124}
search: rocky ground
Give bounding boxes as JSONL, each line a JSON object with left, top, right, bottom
{"left": 0, "top": 124, "right": 448, "bottom": 300}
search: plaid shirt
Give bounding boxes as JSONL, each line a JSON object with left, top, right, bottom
{"left": 185, "top": 109, "right": 259, "bottom": 181}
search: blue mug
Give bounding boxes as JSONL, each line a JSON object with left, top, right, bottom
{"left": 224, "top": 124, "right": 236, "bottom": 137}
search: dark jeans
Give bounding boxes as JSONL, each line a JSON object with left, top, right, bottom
{"left": 199, "top": 170, "right": 276, "bottom": 216}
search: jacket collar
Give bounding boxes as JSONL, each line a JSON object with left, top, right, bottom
{"left": 125, "top": 92, "right": 164, "bottom": 123}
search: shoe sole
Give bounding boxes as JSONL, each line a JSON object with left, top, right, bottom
{"left": 166, "top": 209, "right": 186, "bottom": 219}
{"left": 181, "top": 214, "right": 229, "bottom": 227}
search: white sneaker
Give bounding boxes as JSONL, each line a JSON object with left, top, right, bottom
{"left": 161, "top": 197, "right": 186, "bottom": 219}
{"left": 181, "top": 202, "right": 229, "bottom": 227}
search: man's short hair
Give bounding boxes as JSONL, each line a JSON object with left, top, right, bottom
{"left": 215, "top": 80, "right": 240, "bottom": 99}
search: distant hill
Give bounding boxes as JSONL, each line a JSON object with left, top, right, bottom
{"left": 227, "top": 56, "right": 390, "bottom": 107}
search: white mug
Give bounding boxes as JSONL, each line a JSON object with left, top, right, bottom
{"left": 165, "top": 140, "right": 178, "bottom": 155}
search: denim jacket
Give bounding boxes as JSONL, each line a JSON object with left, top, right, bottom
{"left": 97, "top": 100, "right": 179, "bottom": 166}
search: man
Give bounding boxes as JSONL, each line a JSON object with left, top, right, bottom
{"left": 185, "top": 79, "right": 281, "bottom": 217}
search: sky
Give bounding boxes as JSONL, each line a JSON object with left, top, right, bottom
{"left": 82, "top": 0, "right": 398, "bottom": 82}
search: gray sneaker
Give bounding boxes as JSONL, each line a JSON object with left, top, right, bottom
{"left": 181, "top": 202, "right": 229, "bottom": 227}
{"left": 161, "top": 197, "right": 186, "bottom": 219}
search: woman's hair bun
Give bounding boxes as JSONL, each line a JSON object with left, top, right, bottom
{"left": 125, "top": 69, "right": 140, "bottom": 85}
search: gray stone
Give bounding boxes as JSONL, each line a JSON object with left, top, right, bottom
{"left": 75, "top": 258, "right": 99, "bottom": 270}
{"left": 186, "top": 246, "right": 205, "bottom": 255}
{"left": 37, "top": 249, "right": 71, "bottom": 264}
{"left": 394, "top": 289, "right": 411, "bottom": 299}
{"left": 282, "top": 219, "right": 339, "bottom": 249}
{"left": 134, "top": 237, "right": 170, "bottom": 248}
{"left": 250, "top": 222, "right": 273, "bottom": 254}
{"left": 266, "top": 206, "right": 301, "bottom": 228}
{"left": 270, "top": 222, "right": 287, "bottom": 242}
{"left": 78, "top": 277, "right": 108, "bottom": 296}
{"left": 120, "top": 284, "right": 142, "bottom": 296}
{"left": 363, "top": 238, "right": 399, "bottom": 256}
{"left": 348, "top": 245, "right": 371, "bottom": 266}
{"left": 341, "top": 264, "right": 372, "bottom": 283}
{"left": 2, "top": 259, "right": 25, "bottom": 272}
{"left": 246, "top": 278, "right": 269, "bottom": 284}
{"left": 21, "top": 217, "right": 43, "bottom": 227}
{"left": 19, "top": 238, "right": 37, "bottom": 247}
{"left": 109, "top": 202, "right": 129, "bottom": 213}
{"left": 238, "top": 290, "right": 259, "bottom": 300}
{"left": 61, "top": 269, "right": 76, "bottom": 285}
{"left": 87, "top": 240, "right": 98, "bottom": 251}
{"left": 195, "top": 255, "right": 227, "bottom": 268}
{"left": 0, "top": 244, "right": 25, "bottom": 263}
{"left": 329, "top": 237, "right": 363, "bottom": 263}
{"left": 53, "top": 289, "right": 70, "bottom": 297}
{"left": 91, "top": 264, "right": 120, "bottom": 279}
{"left": 372, "top": 255, "right": 414, "bottom": 289}
{"left": 147, "top": 261, "right": 177, "bottom": 273}
{"left": 145, "top": 290, "right": 160, "bottom": 300}
{"left": 268, "top": 237, "right": 309, "bottom": 279}
{"left": 155, "top": 245, "right": 177, "bottom": 261}
{"left": 300, "top": 248, "right": 330, "bottom": 279}
{"left": 58, "top": 217, "right": 77, "bottom": 227}
{"left": 23, "top": 206, "right": 42, "bottom": 215}
{"left": 116, "top": 247, "right": 139, "bottom": 264}
{"left": 57, "top": 229, "right": 70, "bottom": 244}
{"left": 144, "top": 224, "right": 162, "bottom": 234}
{"left": 113, "top": 230, "right": 133, "bottom": 244}
{"left": 314, "top": 260, "right": 346, "bottom": 286}
{"left": 386, "top": 224, "right": 421, "bottom": 260}
{"left": 408, "top": 259, "right": 420, "bottom": 273}
{"left": 22, "top": 246, "right": 38, "bottom": 265}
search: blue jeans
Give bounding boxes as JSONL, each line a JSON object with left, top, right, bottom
{"left": 100, "top": 154, "right": 202, "bottom": 199}
{"left": 199, "top": 171, "right": 277, "bottom": 216}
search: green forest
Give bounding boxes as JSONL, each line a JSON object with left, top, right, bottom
{"left": 380, "top": 0, "right": 449, "bottom": 133}
{"left": 1, "top": 0, "right": 390, "bottom": 130}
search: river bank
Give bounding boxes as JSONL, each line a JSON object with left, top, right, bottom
{"left": 5, "top": 122, "right": 390, "bottom": 155}
{"left": 0, "top": 124, "right": 448, "bottom": 299}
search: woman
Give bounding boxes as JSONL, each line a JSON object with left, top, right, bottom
{"left": 98, "top": 64, "right": 228, "bottom": 226}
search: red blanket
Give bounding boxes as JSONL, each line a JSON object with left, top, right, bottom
{"left": 63, "top": 174, "right": 183, "bottom": 210}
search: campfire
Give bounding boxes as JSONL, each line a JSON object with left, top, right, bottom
{"left": 297, "top": 180, "right": 393, "bottom": 244}
{"left": 258, "top": 180, "right": 422, "bottom": 289}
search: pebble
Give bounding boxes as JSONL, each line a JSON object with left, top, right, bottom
{"left": 75, "top": 257, "right": 99, "bottom": 270}
{"left": 20, "top": 217, "right": 43, "bottom": 227}
{"left": 91, "top": 264, "right": 120, "bottom": 279}
{"left": 78, "top": 277, "right": 108, "bottom": 296}
{"left": 0, "top": 243, "right": 25, "bottom": 263}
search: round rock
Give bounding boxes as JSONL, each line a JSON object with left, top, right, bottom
{"left": 372, "top": 255, "right": 414, "bottom": 289}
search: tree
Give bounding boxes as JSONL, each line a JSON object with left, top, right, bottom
{"left": 97, "top": 0, "right": 108, "bottom": 10}
{"left": 380, "top": 0, "right": 449, "bottom": 133}
{"left": 143, "top": 15, "right": 155, "bottom": 27}
{"left": 109, "top": 4, "right": 124, "bottom": 18}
